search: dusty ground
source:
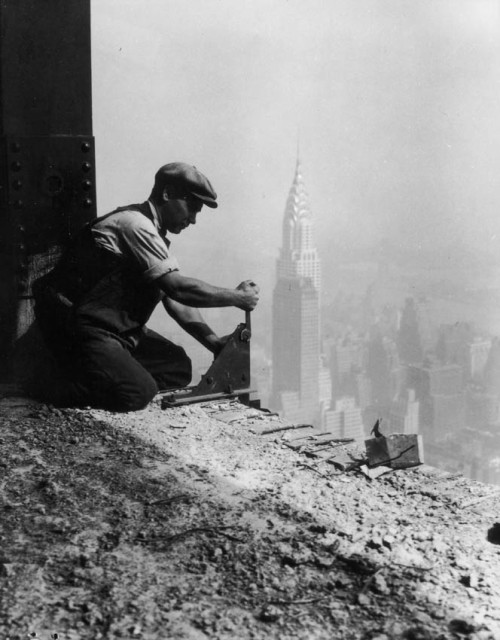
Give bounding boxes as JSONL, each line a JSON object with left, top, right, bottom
{"left": 1, "top": 392, "right": 500, "bottom": 640}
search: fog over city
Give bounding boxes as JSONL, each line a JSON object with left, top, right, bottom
{"left": 92, "top": 1, "right": 500, "bottom": 480}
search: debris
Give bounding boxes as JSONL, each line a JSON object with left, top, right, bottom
{"left": 168, "top": 422, "right": 186, "bottom": 429}
{"left": 382, "top": 535, "right": 395, "bottom": 550}
{"left": 281, "top": 441, "right": 307, "bottom": 452}
{"left": 359, "top": 464, "right": 393, "bottom": 480}
{"left": 213, "top": 411, "right": 246, "bottom": 424}
{"left": 327, "top": 452, "right": 361, "bottom": 472}
{"left": 258, "top": 605, "right": 282, "bottom": 622}
{"left": 448, "top": 619, "right": 476, "bottom": 635}
{"left": 357, "top": 592, "right": 371, "bottom": 606}
{"left": 460, "top": 491, "right": 500, "bottom": 509}
{"left": 310, "top": 437, "right": 355, "bottom": 447}
{"left": 297, "top": 462, "right": 330, "bottom": 479}
{"left": 289, "top": 434, "right": 316, "bottom": 443}
{"left": 372, "top": 572, "right": 390, "bottom": 595}
{"left": 371, "top": 419, "right": 384, "bottom": 438}
{"left": 162, "top": 526, "right": 245, "bottom": 546}
{"left": 487, "top": 523, "right": 500, "bottom": 545}
{"left": 261, "top": 423, "right": 314, "bottom": 435}
{"left": 460, "top": 572, "right": 479, "bottom": 589}
{"left": 365, "top": 433, "right": 424, "bottom": 469}
{"left": 269, "top": 595, "right": 331, "bottom": 606}
{"left": 147, "top": 493, "right": 191, "bottom": 507}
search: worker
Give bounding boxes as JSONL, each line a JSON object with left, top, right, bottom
{"left": 32, "top": 162, "right": 260, "bottom": 411}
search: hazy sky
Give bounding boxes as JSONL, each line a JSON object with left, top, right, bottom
{"left": 91, "top": 0, "right": 500, "bottom": 298}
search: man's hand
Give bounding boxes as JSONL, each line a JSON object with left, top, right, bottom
{"left": 236, "top": 280, "right": 260, "bottom": 311}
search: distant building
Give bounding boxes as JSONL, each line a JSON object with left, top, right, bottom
{"left": 271, "top": 158, "right": 321, "bottom": 425}
{"left": 466, "top": 387, "right": 499, "bottom": 428}
{"left": 484, "top": 338, "right": 500, "bottom": 396}
{"left": 398, "top": 298, "right": 423, "bottom": 365}
{"left": 388, "top": 388, "right": 420, "bottom": 434}
{"left": 319, "top": 363, "right": 332, "bottom": 412}
{"left": 324, "top": 396, "right": 365, "bottom": 440}
{"left": 468, "top": 337, "right": 492, "bottom": 382}
{"left": 330, "top": 334, "right": 365, "bottom": 400}
{"left": 415, "top": 297, "right": 436, "bottom": 352}
{"left": 275, "top": 158, "right": 321, "bottom": 290}
{"left": 436, "top": 322, "right": 474, "bottom": 374}
{"left": 355, "top": 372, "right": 372, "bottom": 410}
{"left": 406, "top": 361, "right": 465, "bottom": 440}
{"left": 366, "top": 329, "right": 391, "bottom": 409}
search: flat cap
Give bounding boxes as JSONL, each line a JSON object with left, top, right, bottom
{"left": 154, "top": 162, "right": 218, "bottom": 208}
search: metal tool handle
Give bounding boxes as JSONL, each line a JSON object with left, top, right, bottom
{"left": 241, "top": 310, "right": 252, "bottom": 342}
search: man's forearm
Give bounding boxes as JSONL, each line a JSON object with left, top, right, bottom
{"left": 164, "top": 299, "right": 220, "bottom": 352}
{"left": 159, "top": 273, "right": 242, "bottom": 308}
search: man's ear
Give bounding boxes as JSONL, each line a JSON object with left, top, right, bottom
{"left": 161, "top": 187, "right": 170, "bottom": 203}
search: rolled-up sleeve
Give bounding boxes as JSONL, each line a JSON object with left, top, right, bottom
{"left": 91, "top": 210, "right": 179, "bottom": 282}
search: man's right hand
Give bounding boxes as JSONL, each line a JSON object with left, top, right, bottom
{"left": 236, "top": 280, "right": 260, "bottom": 311}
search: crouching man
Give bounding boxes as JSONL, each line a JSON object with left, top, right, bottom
{"left": 33, "top": 162, "right": 260, "bottom": 411}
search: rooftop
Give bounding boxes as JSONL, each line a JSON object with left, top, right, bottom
{"left": 1, "top": 392, "right": 500, "bottom": 640}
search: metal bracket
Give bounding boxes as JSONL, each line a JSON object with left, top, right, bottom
{"left": 161, "top": 311, "right": 259, "bottom": 409}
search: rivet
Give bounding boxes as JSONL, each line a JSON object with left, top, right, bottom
{"left": 82, "top": 179, "right": 92, "bottom": 191}
{"left": 81, "top": 142, "right": 91, "bottom": 153}
{"left": 14, "top": 200, "right": 24, "bottom": 209}
{"left": 83, "top": 198, "right": 93, "bottom": 208}
{"left": 12, "top": 179, "right": 23, "bottom": 190}
{"left": 10, "top": 161, "right": 22, "bottom": 172}
{"left": 82, "top": 162, "right": 92, "bottom": 173}
{"left": 10, "top": 142, "right": 21, "bottom": 153}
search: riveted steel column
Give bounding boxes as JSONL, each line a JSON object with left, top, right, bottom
{"left": 0, "top": 0, "right": 96, "bottom": 380}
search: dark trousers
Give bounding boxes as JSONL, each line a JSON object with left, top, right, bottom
{"left": 31, "top": 324, "right": 192, "bottom": 412}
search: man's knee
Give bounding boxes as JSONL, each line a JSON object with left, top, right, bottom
{"left": 144, "top": 343, "right": 192, "bottom": 391}
{"left": 107, "top": 374, "right": 158, "bottom": 412}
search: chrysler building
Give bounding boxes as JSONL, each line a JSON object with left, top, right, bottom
{"left": 271, "top": 158, "right": 321, "bottom": 424}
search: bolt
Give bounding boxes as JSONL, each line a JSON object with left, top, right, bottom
{"left": 10, "top": 161, "right": 22, "bottom": 172}
{"left": 81, "top": 162, "right": 92, "bottom": 173}
{"left": 12, "top": 179, "right": 22, "bottom": 190}
{"left": 83, "top": 198, "right": 93, "bottom": 208}
{"left": 10, "top": 142, "right": 21, "bottom": 153}
{"left": 82, "top": 179, "right": 92, "bottom": 191}
{"left": 81, "top": 142, "right": 91, "bottom": 152}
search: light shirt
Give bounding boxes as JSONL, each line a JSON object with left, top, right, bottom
{"left": 90, "top": 201, "right": 179, "bottom": 282}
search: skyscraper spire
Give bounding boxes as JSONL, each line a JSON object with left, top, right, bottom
{"left": 277, "top": 157, "right": 321, "bottom": 290}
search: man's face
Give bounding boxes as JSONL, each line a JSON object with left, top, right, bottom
{"left": 160, "top": 192, "right": 203, "bottom": 234}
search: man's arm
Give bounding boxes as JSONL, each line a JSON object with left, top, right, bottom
{"left": 157, "top": 270, "right": 259, "bottom": 311}
{"left": 163, "top": 297, "right": 229, "bottom": 355}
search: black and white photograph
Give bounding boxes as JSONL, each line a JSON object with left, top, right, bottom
{"left": 1, "top": 1, "right": 500, "bottom": 638}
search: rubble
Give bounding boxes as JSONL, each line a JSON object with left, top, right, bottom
{"left": 0, "top": 394, "right": 499, "bottom": 639}
{"left": 365, "top": 433, "right": 425, "bottom": 469}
